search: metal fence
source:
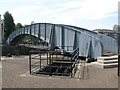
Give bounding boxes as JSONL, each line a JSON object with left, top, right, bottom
{"left": 29, "top": 46, "right": 79, "bottom": 77}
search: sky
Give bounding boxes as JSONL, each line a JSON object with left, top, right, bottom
{"left": 0, "top": 0, "right": 119, "bottom": 30}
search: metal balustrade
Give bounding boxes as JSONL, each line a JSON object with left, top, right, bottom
{"left": 29, "top": 46, "right": 79, "bottom": 77}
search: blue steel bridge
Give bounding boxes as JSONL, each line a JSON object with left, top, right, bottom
{"left": 6, "top": 23, "right": 118, "bottom": 59}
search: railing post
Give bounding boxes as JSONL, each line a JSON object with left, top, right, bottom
{"left": 40, "top": 52, "right": 41, "bottom": 69}
{"left": 47, "top": 52, "right": 48, "bottom": 65}
{"left": 29, "top": 51, "right": 31, "bottom": 74}
{"left": 49, "top": 51, "right": 52, "bottom": 76}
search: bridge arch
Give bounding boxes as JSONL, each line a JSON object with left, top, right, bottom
{"left": 6, "top": 23, "right": 117, "bottom": 58}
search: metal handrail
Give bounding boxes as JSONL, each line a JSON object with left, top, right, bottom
{"left": 29, "top": 46, "right": 79, "bottom": 77}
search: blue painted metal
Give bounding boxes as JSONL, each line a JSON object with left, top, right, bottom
{"left": 6, "top": 23, "right": 118, "bottom": 58}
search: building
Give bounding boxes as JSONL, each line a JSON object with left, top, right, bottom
{"left": 94, "top": 25, "right": 119, "bottom": 39}
{"left": 113, "top": 24, "right": 120, "bottom": 31}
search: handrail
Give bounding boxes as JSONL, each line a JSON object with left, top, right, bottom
{"left": 29, "top": 46, "right": 79, "bottom": 77}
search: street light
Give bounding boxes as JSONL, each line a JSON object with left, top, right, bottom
{"left": 0, "top": 15, "right": 1, "bottom": 44}
{"left": 118, "top": 28, "right": 120, "bottom": 76}
{"left": 118, "top": 2, "right": 120, "bottom": 76}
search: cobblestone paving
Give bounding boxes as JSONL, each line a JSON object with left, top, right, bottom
{"left": 2, "top": 56, "right": 118, "bottom": 88}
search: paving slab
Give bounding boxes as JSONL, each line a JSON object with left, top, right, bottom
{"left": 2, "top": 56, "right": 118, "bottom": 88}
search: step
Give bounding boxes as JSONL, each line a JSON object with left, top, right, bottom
{"left": 97, "top": 55, "right": 118, "bottom": 60}
{"left": 103, "top": 51, "right": 117, "bottom": 56}
{"left": 97, "top": 59, "right": 118, "bottom": 64}
{"left": 90, "top": 62, "right": 118, "bottom": 68}
{"left": 103, "top": 53, "right": 117, "bottom": 56}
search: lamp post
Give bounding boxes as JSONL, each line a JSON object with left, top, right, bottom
{"left": 118, "top": 28, "right": 120, "bottom": 76}
{"left": 0, "top": 15, "right": 2, "bottom": 62}
{"left": 118, "top": 2, "right": 120, "bottom": 76}
{"left": 0, "top": 15, "right": 2, "bottom": 44}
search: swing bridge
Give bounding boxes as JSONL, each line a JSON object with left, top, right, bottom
{"left": 6, "top": 23, "right": 118, "bottom": 77}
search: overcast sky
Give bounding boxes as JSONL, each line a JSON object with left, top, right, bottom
{"left": 0, "top": 0, "right": 119, "bottom": 30}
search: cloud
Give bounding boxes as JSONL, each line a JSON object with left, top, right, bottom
{"left": 2, "top": 0, "right": 118, "bottom": 29}
{"left": 11, "top": 6, "right": 43, "bottom": 14}
{"left": 53, "top": 0, "right": 118, "bottom": 22}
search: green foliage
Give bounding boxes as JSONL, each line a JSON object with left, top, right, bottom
{"left": 15, "top": 23, "right": 23, "bottom": 29}
{"left": 24, "top": 24, "right": 29, "bottom": 27}
{"left": 24, "top": 35, "right": 35, "bottom": 40}
{"left": 3, "top": 11, "right": 15, "bottom": 40}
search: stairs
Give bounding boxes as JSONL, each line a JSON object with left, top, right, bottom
{"left": 91, "top": 55, "right": 118, "bottom": 68}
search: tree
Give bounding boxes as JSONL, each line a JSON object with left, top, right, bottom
{"left": 3, "top": 11, "right": 15, "bottom": 40}
{"left": 24, "top": 24, "right": 29, "bottom": 27}
{"left": 15, "top": 23, "right": 23, "bottom": 29}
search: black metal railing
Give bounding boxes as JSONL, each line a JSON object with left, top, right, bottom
{"left": 29, "top": 46, "right": 79, "bottom": 77}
